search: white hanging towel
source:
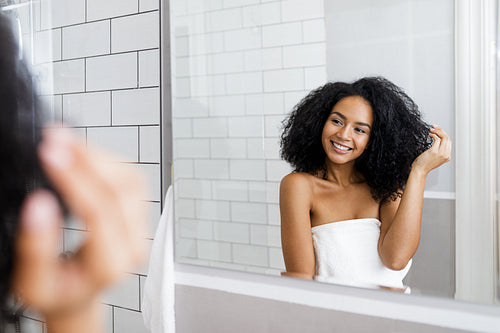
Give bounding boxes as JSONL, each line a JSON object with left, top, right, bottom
{"left": 142, "top": 185, "right": 175, "bottom": 333}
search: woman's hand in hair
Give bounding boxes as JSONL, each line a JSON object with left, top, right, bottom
{"left": 13, "top": 128, "right": 147, "bottom": 333}
{"left": 411, "top": 125, "right": 452, "bottom": 175}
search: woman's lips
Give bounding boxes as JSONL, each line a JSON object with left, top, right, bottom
{"left": 331, "top": 141, "right": 352, "bottom": 154}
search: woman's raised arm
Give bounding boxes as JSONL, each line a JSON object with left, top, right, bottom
{"left": 378, "top": 125, "right": 452, "bottom": 270}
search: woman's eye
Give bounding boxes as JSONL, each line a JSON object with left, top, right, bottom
{"left": 354, "top": 128, "right": 366, "bottom": 134}
{"left": 332, "top": 119, "right": 342, "bottom": 125}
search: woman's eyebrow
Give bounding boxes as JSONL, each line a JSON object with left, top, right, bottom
{"left": 331, "top": 111, "right": 372, "bottom": 129}
{"left": 331, "top": 111, "right": 346, "bottom": 120}
{"left": 355, "top": 121, "right": 371, "bottom": 129}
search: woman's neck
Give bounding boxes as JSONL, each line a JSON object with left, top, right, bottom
{"left": 322, "top": 160, "right": 363, "bottom": 187}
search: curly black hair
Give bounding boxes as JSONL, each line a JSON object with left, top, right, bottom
{"left": 0, "top": 13, "right": 46, "bottom": 327}
{"left": 280, "top": 77, "right": 431, "bottom": 203}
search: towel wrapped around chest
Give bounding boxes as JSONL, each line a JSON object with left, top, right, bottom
{"left": 311, "top": 218, "right": 411, "bottom": 291}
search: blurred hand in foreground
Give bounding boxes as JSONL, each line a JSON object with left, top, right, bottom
{"left": 13, "top": 128, "right": 147, "bottom": 333}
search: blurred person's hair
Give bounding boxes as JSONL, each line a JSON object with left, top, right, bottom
{"left": 0, "top": 13, "right": 45, "bottom": 328}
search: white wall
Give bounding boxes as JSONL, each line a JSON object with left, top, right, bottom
{"left": 325, "top": 0, "right": 455, "bottom": 193}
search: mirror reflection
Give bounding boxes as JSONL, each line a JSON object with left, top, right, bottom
{"left": 171, "top": 0, "right": 495, "bottom": 303}
{"left": 279, "top": 77, "right": 451, "bottom": 292}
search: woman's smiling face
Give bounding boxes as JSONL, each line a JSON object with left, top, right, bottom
{"left": 321, "top": 95, "right": 373, "bottom": 165}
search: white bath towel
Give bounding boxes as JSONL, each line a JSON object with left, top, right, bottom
{"left": 142, "top": 185, "right": 175, "bottom": 333}
{"left": 312, "top": 218, "right": 411, "bottom": 291}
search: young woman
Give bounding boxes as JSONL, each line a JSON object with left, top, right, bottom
{"left": 0, "top": 14, "right": 146, "bottom": 332}
{"left": 279, "top": 77, "right": 451, "bottom": 290}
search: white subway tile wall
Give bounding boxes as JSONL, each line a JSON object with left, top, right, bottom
{"left": 111, "top": 12, "right": 159, "bottom": 53}
{"left": 62, "top": 20, "right": 111, "bottom": 59}
{"left": 102, "top": 274, "right": 141, "bottom": 311}
{"left": 172, "top": 0, "right": 327, "bottom": 274}
{"left": 144, "top": 201, "right": 161, "bottom": 239}
{"left": 19, "top": 317, "right": 44, "bottom": 333}
{"left": 63, "top": 91, "right": 111, "bottom": 126}
{"left": 86, "top": 0, "right": 138, "bottom": 21}
{"left": 41, "top": 0, "right": 86, "bottom": 29}
{"left": 113, "top": 307, "right": 150, "bottom": 333}
{"left": 86, "top": 53, "right": 138, "bottom": 91}
{"left": 139, "top": 0, "right": 159, "bottom": 12}
{"left": 135, "top": 239, "right": 154, "bottom": 276}
{"left": 34, "top": 1, "right": 162, "bottom": 332}
{"left": 102, "top": 305, "right": 114, "bottom": 333}
{"left": 34, "top": 28, "right": 61, "bottom": 63}
{"left": 140, "top": 126, "right": 161, "bottom": 163}
{"left": 87, "top": 126, "right": 139, "bottom": 162}
{"left": 52, "top": 59, "right": 85, "bottom": 94}
{"left": 112, "top": 87, "right": 160, "bottom": 125}
{"left": 139, "top": 49, "right": 160, "bottom": 87}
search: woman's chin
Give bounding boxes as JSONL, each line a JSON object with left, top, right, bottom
{"left": 326, "top": 155, "right": 355, "bottom": 165}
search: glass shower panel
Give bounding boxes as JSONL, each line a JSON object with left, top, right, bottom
{"left": 1, "top": 1, "right": 33, "bottom": 59}
{"left": 1, "top": 0, "right": 56, "bottom": 119}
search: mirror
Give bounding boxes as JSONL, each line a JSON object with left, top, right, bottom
{"left": 171, "top": 0, "right": 498, "bottom": 304}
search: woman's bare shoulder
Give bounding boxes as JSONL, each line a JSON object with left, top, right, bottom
{"left": 280, "top": 172, "right": 316, "bottom": 207}
{"left": 280, "top": 172, "right": 315, "bottom": 190}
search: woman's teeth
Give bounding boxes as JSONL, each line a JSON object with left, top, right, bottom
{"left": 333, "top": 142, "right": 351, "bottom": 151}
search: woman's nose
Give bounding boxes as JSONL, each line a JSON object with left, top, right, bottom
{"left": 337, "top": 125, "right": 351, "bottom": 140}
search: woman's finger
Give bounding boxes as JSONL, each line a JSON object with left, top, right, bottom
{"left": 428, "top": 133, "right": 441, "bottom": 151}
{"left": 431, "top": 126, "right": 452, "bottom": 158}
{"left": 13, "top": 190, "right": 63, "bottom": 309}
{"left": 430, "top": 126, "right": 449, "bottom": 140}
{"left": 441, "top": 135, "right": 452, "bottom": 160}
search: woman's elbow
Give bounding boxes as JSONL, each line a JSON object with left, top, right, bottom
{"left": 380, "top": 254, "right": 410, "bottom": 271}
{"left": 386, "top": 260, "right": 409, "bottom": 271}
{"left": 281, "top": 271, "right": 314, "bottom": 280}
